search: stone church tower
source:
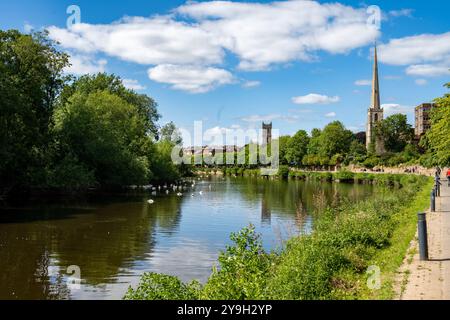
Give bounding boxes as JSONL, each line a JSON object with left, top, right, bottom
{"left": 262, "top": 122, "right": 272, "bottom": 145}
{"left": 366, "top": 45, "right": 385, "bottom": 154}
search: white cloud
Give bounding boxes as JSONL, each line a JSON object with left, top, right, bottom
{"left": 378, "top": 32, "right": 450, "bottom": 78}
{"left": 24, "top": 22, "right": 34, "bottom": 33}
{"left": 354, "top": 79, "right": 371, "bottom": 86}
{"left": 292, "top": 93, "right": 340, "bottom": 105}
{"left": 147, "top": 64, "right": 235, "bottom": 93}
{"left": 177, "top": 0, "right": 379, "bottom": 71}
{"left": 406, "top": 64, "right": 450, "bottom": 77}
{"left": 242, "top": 80, "right": 261, "bottom": 88}
{"left": 415, "top": 79, "right": 428, "bottom": 86}
{"left": 239, "top": 114, "right": 298, "bottom": 123}
{"left": 325, "top": 112, "right": 337, "bottom": 118}
{"left": 47, "top": 1, "right": 380, "bottom": 92}
{"left": 382, "top": 103, "right": 414, "bottom": 116}
{"left": 388, "top": 9, "right": 414, "bottom": 18}
{"left": 122, "top": 79, "right": 146, "bottom": 91}
{"left": 378, "top": 32, "right": 450, "bottom": 65}
{"left": 65, "top": 54, "right": 107, "bottom": 75}
{"left": 48, "top": 17, "right": 224, "bottom": 66}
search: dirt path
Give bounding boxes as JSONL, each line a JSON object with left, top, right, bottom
{"left": 397, "top": 175, "right": 450, "bottom": 300}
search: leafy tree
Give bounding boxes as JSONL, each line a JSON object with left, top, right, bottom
{"left": 426, "top": 83, "right": 450, "bottom": 166}
{"left": 160, "top": 121, "right": 182, "bottom": 145}
{"left": 379, "top": 114, "right": 414, "bottom": 153}
{"left": 285, "top": 130, "right": 309, "bottom": 165}
{"left": 58, "top": 73, "right": 160, "bottom": 138}
{"left": 0, "top": 30, "right": 69, "bottom": 189}
{"left": 307, "top": 128, "right": 322, "bottom": 155}
{"left": 317, "top": 121, "right": 353, "bottom": 158}
{"left": 277, "top": 135, "right": 291, "bottom": 165}
{"left": 53, "top": 90, "right": 153, "bottom": 187}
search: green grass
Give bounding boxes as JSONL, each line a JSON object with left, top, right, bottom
{"left": 125, "top": 174, "right": 433, "bottom": 300}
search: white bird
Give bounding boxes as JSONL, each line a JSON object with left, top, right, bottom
{"left": 199, "top": 191, "right": 203, "bottom": 196}
{"left": 191, "top": 193, "right": 195, "bottom": 197}
{"left": 177, "top": 193, "right": 183, "bottom": 197}
{"left": 147, "top": 199, "right": 155, "bottom": 204}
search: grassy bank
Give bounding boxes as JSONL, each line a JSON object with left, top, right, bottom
{"left": 124, "top": 174, "right": 432, "bottom": 300}
{"left": 195, "top": 166, "right": 416, "bottom": 187}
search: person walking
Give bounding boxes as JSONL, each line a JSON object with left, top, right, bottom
{"left": 447, "top": 168, "right": 450, "bottom": 187}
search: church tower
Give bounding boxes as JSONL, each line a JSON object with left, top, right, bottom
{"left": 262, "top": 122, "right": 272, "bottom": 146}
{"left": 366, "top": 45, "right": 385, "bottom": 154}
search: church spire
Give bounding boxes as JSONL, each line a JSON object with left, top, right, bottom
{"left": 371, "top": 45, "right": 381, "bottom": 110}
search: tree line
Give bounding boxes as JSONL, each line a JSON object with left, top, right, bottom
{"left": 0, "top": 30, "right": 183, "bottom": 195}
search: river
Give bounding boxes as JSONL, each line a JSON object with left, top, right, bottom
{"left": 0, "top": 177, "right": 377, "bottom": 300}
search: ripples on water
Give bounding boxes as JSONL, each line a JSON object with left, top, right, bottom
{"left": 0, "top": 177, "right": 376, "bottom": 300}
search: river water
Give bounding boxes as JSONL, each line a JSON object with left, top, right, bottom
{"left": 0, "top": 177, "right": 376, "bottom": 300}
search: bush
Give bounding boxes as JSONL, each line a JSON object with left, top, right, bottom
{"left": 278, "top": 166, "right": 290, "bottom": 179}
{"left": 124, "top": 273, "right": 200, "bottom": 300}
{"left": 200, "top": 226, "right": 273, "bottom": 300}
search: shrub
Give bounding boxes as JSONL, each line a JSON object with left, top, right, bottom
{"left": 123, "top": 273, "right": 201, "bottom": 300}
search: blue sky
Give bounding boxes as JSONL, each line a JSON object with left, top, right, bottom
{"left": 1, "top": 0, "right": 449, "bottom": 144}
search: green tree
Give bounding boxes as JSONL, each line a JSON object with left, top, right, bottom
{"left": 0, "top": 30, "right": 69, "bottom": 189}
{"left": 277, "top": 135, "right": 291, "bottom": 165}
{"left": 426, "top": 83, "right": 450, "bottom": 166}
{"left": 379, "top": 114, "right": 414, "bottom": 153}
{"left": 285, "top": 130, "right": 310, "bottom": 165}
{"left": 53, "top": 90, "right": 153, "bottom": 188}
{"left": 317, "top": 121, "right": 353, "bottom": 158}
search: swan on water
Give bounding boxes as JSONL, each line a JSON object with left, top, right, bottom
{"left": 147, "top": 199, "right": 155, "bottom": 204}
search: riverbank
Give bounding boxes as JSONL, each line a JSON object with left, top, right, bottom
{"left": 194, "top": 166, "right": 434, "bottom": 186}
{"left": 125, "top": 173, "right": 433, "bottom": 300}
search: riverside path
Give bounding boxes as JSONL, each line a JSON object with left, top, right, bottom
{"left": 399, "top": 172, "right": 450, "bottom": 300}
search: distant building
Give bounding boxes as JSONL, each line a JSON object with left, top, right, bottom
{"left": 262, "top": 122, "right": 272, "bottom": 145}
{"left": 415, "top": 103, "right": 437, "bottom": 137}
{"left": 366, "top": 45, "right": 385, "bottom": 154}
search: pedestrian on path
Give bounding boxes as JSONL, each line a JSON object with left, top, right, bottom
{"left": 447, "top": 168, "right": 450, "bottom": 186}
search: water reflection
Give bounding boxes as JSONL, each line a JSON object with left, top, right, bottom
{"left": 0, "top": 177, "right": 376, "bottom": 300}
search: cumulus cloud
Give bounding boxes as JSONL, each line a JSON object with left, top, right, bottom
{"left": 382, "top": 103, "right": 414, "bottom": 116}
{"left": 325, "top": 112, "right": 337, "bottom": 118}
{"left": 292, "top": 94, "right": 340, "bottom": 105}
{"left": 406, "top": 64, "right": 450, "bottom": 77}
{"left": 48, "top": 17, "right": 224, "bottom": 66}
{"left": 378, "top": 32, "right": 450, "bottom": 78}
{"left": 177, "top": 0, "right": 379, "bottom": 71}
{"left": 65, "top": 54, "right": 107, "bottom": 75}
{"left": 354, "top": 79, "right": 371, "bottom": 86}
{"left": 122, "top": 79, "right": 146, "bottom": 91}
{"left": 147, "top": 64, "right": 235, "bottom": 93}
{"left": 47, "top": 1, "right": 380, "bottom": 92}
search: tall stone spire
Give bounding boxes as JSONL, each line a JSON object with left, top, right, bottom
{"left": 371, "top": 45, "right": 381, "bottom": 110}
{"left": 366, "top": 44, "right": 384, "bottom": 153}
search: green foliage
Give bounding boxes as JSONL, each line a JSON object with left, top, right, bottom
{"left": 285, "top": 130, "right": 309, "bottom": 165}
{"left": 53, "top": 90, "right": 153, "bottom": 187}
{"left": 124, "top": 273, "right": 201, "bottom": 300}
{"left": 379, "top": 114, "right": 414, "bottom": 153}
{"left": 0, "top": 30, "right": 69, "bottom": 188}
{"left": 200, "top": 226, "right": 273, "bottom": 300}
{"left": 426, "top": 84, "right": 450, "bottom": 166}
{"left": 277, "top": 165, "right": 290, "bottom": 179}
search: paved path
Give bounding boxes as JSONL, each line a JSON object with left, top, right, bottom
{"left": 399, "top": 175, "right": 450, "bottom": 300}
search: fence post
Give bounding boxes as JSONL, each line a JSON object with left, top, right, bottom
{"left": 418, "top": 212, "right": 429, "bottom": 261}
{"left": 431, "top": 189, "right": 436, "bottom": 212}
